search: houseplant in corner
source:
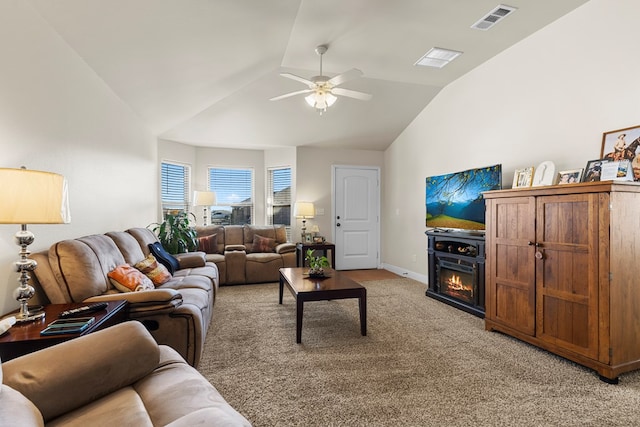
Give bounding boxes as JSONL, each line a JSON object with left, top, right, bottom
{"left": 149, "top": 212, "right": 198, "bottom": 254}
{"left": 305, "top": 248, "right": 330, "bottom": 277}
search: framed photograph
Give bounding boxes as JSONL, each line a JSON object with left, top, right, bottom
{"left": 558, "top": 169, "right": 583, "bottom": 185}
{"left": 582, "top": 159, "right": 608, "bottom": 182}
{"left": 303, "top": 233, "right": 313, "bottom": 243}
{"left": 601, "top": 125, "right": 640, "bottom": 159}
{"left": 512, "top": 167, "right": 534, "bottom": 188}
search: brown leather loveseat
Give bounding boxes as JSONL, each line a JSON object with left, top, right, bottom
{"left": 31, "top": 227, "right": 217, "bottom": 367}
{"left": 194, "top": 225, "right": 297, "bottom": 285}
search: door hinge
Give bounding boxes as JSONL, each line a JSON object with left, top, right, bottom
{"left": 609, "top": 272, "right": 613, "bottom": 282}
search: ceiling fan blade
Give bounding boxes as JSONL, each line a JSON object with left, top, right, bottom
{"left": 332, "top": 87, "right": 372, "bottom": 101}
{"left": 269, "top": 89, "right": 313, "bottom": 101}
{"left": 280, "top": 73, "right": 315, "bottom": 87}
{"left": 327, "top": 68, "right": 363, "bottom": 87}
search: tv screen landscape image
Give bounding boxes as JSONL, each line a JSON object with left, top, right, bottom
{"left": 425, "top": 164, "right": 502, "bottom": 231}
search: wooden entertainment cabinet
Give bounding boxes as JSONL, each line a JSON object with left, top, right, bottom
{"left": 483, "top": 181, "right": 640, "bottom": 382}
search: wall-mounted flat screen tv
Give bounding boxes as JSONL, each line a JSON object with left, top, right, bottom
{"left": 425, "top": 164, "right": 502, "bottom": 231}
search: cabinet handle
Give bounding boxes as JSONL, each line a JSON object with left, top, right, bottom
{"left": 535, "top": 251, "right": 544, "bottom": 260}
{"left": 528, "top": 241, "right": 542, "bottom": 248}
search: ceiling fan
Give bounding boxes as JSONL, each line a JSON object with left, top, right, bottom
{"left": 270, "top": 45, "right": 372, "bottom": 113}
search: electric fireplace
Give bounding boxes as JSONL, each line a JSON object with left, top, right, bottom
{"left": 425, "top": 231, "right": 485, "bottom": 317}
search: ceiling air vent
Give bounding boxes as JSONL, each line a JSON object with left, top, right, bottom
{"left": 471, "top": 4, "right": 517, "bottom": 30}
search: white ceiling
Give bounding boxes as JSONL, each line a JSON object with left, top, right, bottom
{"left": 28, "top": 0, "right": 589, "bottom": 151}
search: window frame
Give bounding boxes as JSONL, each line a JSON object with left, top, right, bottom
{"left": 207, "top": 166, "right": 254, "bottom": 225}
{"left": 267, "top": 166, "right": 292, "bottom": 239}
{"left": 160, "top": 161, "right": 191, "bottom": 216}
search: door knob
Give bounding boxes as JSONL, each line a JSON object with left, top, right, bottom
{"left": 337, "top": 223, "right": 341, "bottom": 227}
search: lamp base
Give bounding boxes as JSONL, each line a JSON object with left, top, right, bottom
{"left": 15, "top": 310, "right": 45, "bottom": 323}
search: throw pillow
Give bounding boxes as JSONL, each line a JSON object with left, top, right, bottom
{"left": 135, "top": 254, "right": 172, "bottom": 286}
{"left": 252, "top": 234, "right": 276, "bottom": 253}
{"left": 148, "top": 242, "right": 180, "bottom": 274}
{"left": 197, "top": 234, "right": 218, "bottom": 254}
{"left": 108, "top": 264, "right": 155, "bottom": 292}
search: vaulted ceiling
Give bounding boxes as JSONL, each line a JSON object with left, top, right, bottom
{"left": 28, "top": 0, "right": 589, "bottom": 151}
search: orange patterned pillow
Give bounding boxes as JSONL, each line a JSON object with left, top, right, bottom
{"left": 134, "top": 254, "right": 172, "bottom": 286}
{"left": 108, "top": 264, "right": 155, "bottom": 292}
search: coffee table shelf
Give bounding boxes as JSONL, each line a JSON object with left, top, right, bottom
{"left": 279, "top": 267, "right": 366, "bottom": 343}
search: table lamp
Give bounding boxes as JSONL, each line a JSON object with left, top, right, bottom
{"left": 0, "top": 167, "right": 71, "bottom": 323}
{"left": 193, "top": 191, "right": 216, "bottom": 226}
{"left": 294, "top": 201, "right": 315, "bottom": 242}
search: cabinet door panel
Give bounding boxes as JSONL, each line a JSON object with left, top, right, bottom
{"left": 536, "top": 194, "right": 599, "bottom": 359}
{"left": 486, "top": 197, "right": 536, "bottom": 335}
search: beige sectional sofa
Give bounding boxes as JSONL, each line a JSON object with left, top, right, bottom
{"left": 194, "top": 224, "right": 297, "bottom": 285}
{"left": 31, "top": 227, "right": 217, "bottom": 367}
{"left": 1, "top": 321, "right": 251, "bottom": 426}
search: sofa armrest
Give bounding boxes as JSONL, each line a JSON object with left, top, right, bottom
{"left": 84, "top": 289, "right": 183, "bottom": 314}
{"left": 2, "top": 322, "right": 159, "bottom": 423}
{"left": 225, "top": 244, "right": 246, "bottom": 252}
{"left": 275, "top": 242, "right": 296, "bottom": 254}
{"left": 174, "top": 251, "right": 206, "bottom": 269}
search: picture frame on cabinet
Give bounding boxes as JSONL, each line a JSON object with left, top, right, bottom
{"left": 558, "top": 169, "right": 583, "bottom": 184}
{"left": 582, "top": 159, "right": 607, "bottom": 182}
{"left": 600, "top": 125, "right": 640, "bottom": 162}
{"left": 512, "top": 167, "right": 534, "bottom": 188}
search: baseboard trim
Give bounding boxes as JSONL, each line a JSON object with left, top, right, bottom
{"left": 381, "top": 263, "right": 427, "bottom": 284}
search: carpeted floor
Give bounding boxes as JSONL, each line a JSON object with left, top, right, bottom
{"left": 199, "top": 277, "right": 640, "bottom": 426}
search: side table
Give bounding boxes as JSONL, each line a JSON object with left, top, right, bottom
{"left": 296, "top": 242, "right": 336, "bottom": 268}
{"left": 0, "top": 300, "right": 128, "bottom": 362}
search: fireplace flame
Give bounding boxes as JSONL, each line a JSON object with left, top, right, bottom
{"left": 447, "top": 274, "right": 466, "bottom": 291}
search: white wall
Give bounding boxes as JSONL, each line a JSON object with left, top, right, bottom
{"left": 383, "top": 0, "right": 640, "bottom": 281}
{"left": 0, "top": 2, "right": 157, "bottom": 313}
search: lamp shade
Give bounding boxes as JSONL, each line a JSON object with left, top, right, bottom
{"left": 0, "top": 168, "right": 70, "bottom": 224}
{"left": 294, "top": 201, "right": 315, "bottom": 219}
{"left": 193, "top": 191, "right": 216, "bottom": 206}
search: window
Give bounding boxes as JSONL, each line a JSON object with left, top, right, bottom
{"left": 161, "top": 161, "right": 190, "bottom": 216}
{"left": 208, "top": 167, "right": 253, "bottom": 225}
{"left": 267, "top": 167, "right": 291, "bottom": 239}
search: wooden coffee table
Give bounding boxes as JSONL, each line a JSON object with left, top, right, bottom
{"left": 279, "top": 267, "right": 367, "bottom": 343}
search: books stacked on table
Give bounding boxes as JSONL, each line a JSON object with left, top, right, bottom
{"left": 40, "top": 317, "right": 95, "bottom": 336}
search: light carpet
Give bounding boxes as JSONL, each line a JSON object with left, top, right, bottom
{"left": 199, "top": 278, "right": 640, "bottom": 426}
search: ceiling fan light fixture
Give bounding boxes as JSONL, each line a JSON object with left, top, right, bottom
{"left": 305, "top": 91, "right": 337, "bottom": 111}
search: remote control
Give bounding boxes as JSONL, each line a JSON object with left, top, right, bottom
{"left": 58, "top": 302, "right": 108, "bottom": 318}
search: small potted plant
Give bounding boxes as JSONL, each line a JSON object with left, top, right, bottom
{"left": 305, "top": 248, "right": 330, "bottom": 277}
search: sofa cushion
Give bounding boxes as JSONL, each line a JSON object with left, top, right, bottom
{"left": 252, "top": 234, "right": 276, "bottom": 253}
{"left": 108, "top": 264, "right": 155, "bottom": 293}
{"left": 135, "top": 254, "right": 172, "bottom": 286}
{"left": 148, "top": 242, "right": 180, "bottom": 274}
{"left": 197, "top": 234, "right": 218, "bottom": 254}
{"left": 49, "top": 235, "right": 126, "bottom": 302}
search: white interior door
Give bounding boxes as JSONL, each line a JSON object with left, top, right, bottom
{"left": 333, "top": 166, "right": 380, "bottom": 270}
